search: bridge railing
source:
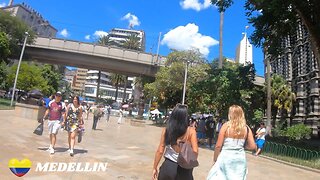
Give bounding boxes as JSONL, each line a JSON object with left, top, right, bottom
{"left": 30, "top": 37, "right": 166, "bottom": 66}
{"left": 263, "top": 141, "right": 320, "bottom": 160}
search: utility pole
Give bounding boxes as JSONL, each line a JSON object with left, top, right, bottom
{"left": 182, "top": 60, "right": 189, "bottom": 105}
{"left": 155, "top": 32, "right": 161, "bottom": 65}
{"left": 10, "top": 32, "right": 28, "bottom": 106}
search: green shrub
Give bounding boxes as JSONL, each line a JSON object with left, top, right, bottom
{"left": 280, "top": 124, "right": 312, "bottom": 141}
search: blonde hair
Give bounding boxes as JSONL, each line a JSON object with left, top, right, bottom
{"left": 227, "top": 105, "right": 246, "bottom": 134}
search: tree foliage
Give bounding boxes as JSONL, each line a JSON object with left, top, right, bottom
{"left": 6, "top": 62, "right": 49, "bottom": 95}
{"left": 0, "top": 10, "right": 36, "bottom": 61}
{"left": 211, "top": 0, "right": 320, "bottom": 70}
{"left": 41, "top": 65, "right": 62, "bottom": 96}
{"left": 144, "top": 50, "right": 210, "bottom": 109}
{"left": 122, "top": 34, "right": 141, "bottom": 51}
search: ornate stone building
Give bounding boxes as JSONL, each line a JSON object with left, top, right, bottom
{"left": 267, "top": 19, "right": 319, "bottom": 136}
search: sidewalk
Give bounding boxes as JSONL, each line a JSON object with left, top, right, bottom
{"left": 0, "top": 110, "right": 319, "bottom": 179}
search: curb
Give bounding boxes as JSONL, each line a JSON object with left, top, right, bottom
{"left": 246, "top": 152, "right": 320, "bottom": 174}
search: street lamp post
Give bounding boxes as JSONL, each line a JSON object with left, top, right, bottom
{"left": 182, "top": 60, "right": 189, "bottom": 105}
{"left": 10, "top": 32, "right": 28, "bottom": 106}
{"left": 10, "top": 23, "right": 48, "bottom": 106}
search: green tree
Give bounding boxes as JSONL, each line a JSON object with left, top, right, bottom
{"left": 41, "top": 65, "right": 62, "bottom": 96}
{"left": 270, "top": 74, "right": 295, "bottom": 129}
{"left": 144, "top": 50, "right": 210, "bottom": 110}
{"left": 0, "top": 32, "right": 10, "bottom": 61}
{"left": 0, "top": 61, "right": 8, "bottom": 89}
{"left": 0, "top": 11, "right": 36, "bottom": 62}
{"left": 6, "top": 62, "right": 49, "bottom": 95}
{"left": 122, "top": 34, "right": 141, "bottom": 51}
{"left": 211, "top": 0, "right": 320, "bottom": 71}
{"left": 189, "top": 59, "right": 256, "bottom": 119}
{"left": 109, "top": 74, "right": 126, "bottom": 101}
{"left": 211, "top": 0, "right": 234, "bottom": 69}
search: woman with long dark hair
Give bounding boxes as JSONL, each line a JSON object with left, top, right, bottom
{"left": 152, "top": 104, "right": 198, "bottom": 180}
{"left": 63, "top": 96, "right": 84, "bottom": 156}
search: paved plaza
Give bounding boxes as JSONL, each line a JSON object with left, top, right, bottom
{"left": 0, "top": 110, "right": 319, "bottom": 180}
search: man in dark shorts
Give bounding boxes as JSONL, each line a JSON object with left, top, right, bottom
{"left": 42, "top": 91, "right": 66, "bottom": 154}
{"left": 205, "top": 116, "right": 215, "bottom": 149}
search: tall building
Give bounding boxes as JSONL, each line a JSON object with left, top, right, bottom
{"left": 1, "top": 3, "right": 57, "bottom": 37}
{"left": 72, "top": 68, "right": 88, "bottom": 95}
{"left": 84, "top": 70, "right": 134, "bottom": 103}
{"left": 236, "top": 33, "right": 253, "bottom": 65}
{"left": 108, "top": 28, "right": 146, "bottom": 51}
{"left": 266, "top": 19, "right": 320, "bottom": 136}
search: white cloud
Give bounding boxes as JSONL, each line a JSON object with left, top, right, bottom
{"left": 59, "top": 28, "right": 69, "bottom": 37}
{"left": 0, "top": 2, "right": 6, "bottom": 7}
{"left": 180, "top": 0, "right": 211, "bottom": 11}
{"left": 85, "top": 35, "right": 91, "bottom": 40}
{"left": 121, "top": 13, "right": 141, "bottom": 28}
{"left": 161, "top": 23, "right": 218, "bottom": 57}
{"left": 93, "top": 30, "right": 108, "bottom": 38}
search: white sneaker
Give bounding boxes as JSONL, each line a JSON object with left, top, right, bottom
{"left": 69, "top": 149, "right": 74, "bottom": 157}
{"left": 49, "top": 147, "right": 54, "bottom": 154}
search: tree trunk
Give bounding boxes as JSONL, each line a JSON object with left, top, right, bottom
{"left": 122, "top": 76, "right": 128, "bottom": 103}
{"left": 266, "top": 53, "right": 272, "bottom": 133}
{"left": 95, "top": 70, "right": 101, "bottom": 103}
{"left": 115, "top": 76, "right": 119, "bottom": 101}
{"left": 218, "top": 11, "right": 224, "bottom": 69}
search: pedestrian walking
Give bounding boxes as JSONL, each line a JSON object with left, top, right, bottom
{"left": 117, "top": 108, "right": 123, "bottom": 124}
{"left": 92, "top": 105, "right": 102, "bottom": 130}
{"left": 63, "top": 96, "right": 84, "bottom": 156}
{"left": 254, "top": 122, "right": 266, "bottom": 156}
{"left": 42, "top": 91, "right": 65, "bottom": 154}
{"left": 152, "top": 104, "right": 198, "bottom": 180}
{"left": 207, "top": 105, "right": 256, "bottom": 180}
{"left": 105, "top": 105, "right": 111, "bottom": 122}
{"left": 205, "top": 116, "right": 215, "bottom": 149}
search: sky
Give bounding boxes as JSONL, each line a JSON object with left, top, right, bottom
{"left": 1, "top": 0, "right": 264, "bottom": 76}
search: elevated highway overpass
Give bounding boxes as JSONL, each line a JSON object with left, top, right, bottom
{"left": 24, "top": 37, "right": 166, "bottom": 77}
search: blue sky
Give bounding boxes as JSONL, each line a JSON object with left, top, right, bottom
{"left": 1, "top": 0, "right": 264, "bottom": 76}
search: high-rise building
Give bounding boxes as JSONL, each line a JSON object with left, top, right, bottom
{"left": 84, "top": 70, "right": 134, "bottom": 103}
{"left": 72, "top": 68, "right": 88, "bottom": 95}
{"left": 266, "top": 19, "right": 320, "bottom": 136}
{"left": 236, "top": 33, "right": 253, "bottom": 65}
{"left": 1, "top": 3, "right": 57, "bottom": 37}
{"left": 108, "top": 28, "right": 146, "bottom": 51}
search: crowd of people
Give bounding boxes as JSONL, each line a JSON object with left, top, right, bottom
{"left": 40, "top": 91, "right": 117, "bottom": 157}
{"left": 39, "top": 91, "right": 267, "bottom": 179}
{"left": 153, "top": 104, "right": 267, "bottom": 180}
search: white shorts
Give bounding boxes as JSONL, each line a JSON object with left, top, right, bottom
{"left": 48, "top": 120, "right": 61, "bottom": 135}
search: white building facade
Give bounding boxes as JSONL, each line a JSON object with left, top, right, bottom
{"left": 108, "top": 28, "right": 146, "bottom": 51}
{"left": 84, "top": 70, "right": 134, "bottom": 103}
{"left": 2, "top": 3, "right": 57, "bottom": 37}
{"left": 235, "top": 34, "right": 253, "bottom": 65}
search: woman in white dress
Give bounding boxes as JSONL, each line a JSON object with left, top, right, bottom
{"left": 207, "top": 105, "right": 256, "bottom": 180}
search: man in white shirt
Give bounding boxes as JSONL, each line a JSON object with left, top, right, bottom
{"left": 255, "top": 122, "right": 266, "bottom": 156}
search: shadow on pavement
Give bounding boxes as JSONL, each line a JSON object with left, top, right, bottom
{"left": 37, "top": 147, "right": 88, "bottom": 154}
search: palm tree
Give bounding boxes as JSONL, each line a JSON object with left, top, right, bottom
{"left": 109, "top": 74, "right": 126, "bottom": 101}
{"left": 122, "top": 34, "right": 141, "bottom": 51}
{"left": 271, "top": 74, "right": 296, "bottom": 128}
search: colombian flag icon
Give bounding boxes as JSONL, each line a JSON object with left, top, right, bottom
{"left": 8, "top": 158, "right": 32, "bottom": 177}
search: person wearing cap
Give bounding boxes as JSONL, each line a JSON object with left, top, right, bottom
{"left": 42, "top": 91, "right": 66, "bottom": 154}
